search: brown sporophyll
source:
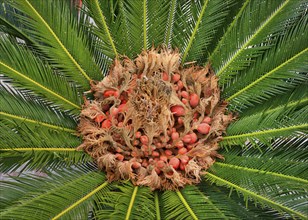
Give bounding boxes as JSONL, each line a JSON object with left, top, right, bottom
{"left": 77, "top": 48, "right": 233, "bottom": 190}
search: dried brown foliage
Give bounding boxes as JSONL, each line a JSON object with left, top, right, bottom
{"left": 77, "top": 48, "right": 232, "bottom": 190}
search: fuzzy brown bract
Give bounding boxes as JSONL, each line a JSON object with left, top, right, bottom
{"left": 77, "top": 48, "right": 232, "bottom": 190}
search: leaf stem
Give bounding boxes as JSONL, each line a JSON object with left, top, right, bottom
{"left": 125, "top": 186, "right": 138, "bottom": 220}
{"left": 52, "top": 181, "right": 109, "bottom": 220}
{"left": 154, "top": 191, "right": 161, "bottom": 220}
{"left": 176, "top": 190, "right": 198, "bottom": 220}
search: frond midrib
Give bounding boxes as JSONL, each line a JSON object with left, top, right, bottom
{"left": 226, "top": 47, "right": 308, "bottom": 101}
{"left": 215, "top": 162, "right": 308, "bottom": 184}
{"left": 24, "top": 0, "right": 91, "bottom": 81}
{"left": 0, "top": 61, "right": 81, "bottom": 110}
{"left": 223, "top": 124, "right": 308, "bottom": 140}
{"left": 206, "top": 172, "right": 307, "bottom": 219}
{"left": 0, "top": 111, "right": 76, "bottom": 133}
{"left": 51, "top": 181, "right": 109, "bottom": 220}
{"left": 176, "top": 190, "right": 198, "bottom": 220}
{"left": 216, "top": 0, "right": 289, "bottom": 76}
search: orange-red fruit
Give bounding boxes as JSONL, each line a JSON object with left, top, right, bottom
{"left": 197, "top": 123, "right": 211, "bottom": 134}
{"left": 202, "top": 116, "right": 212, "bottom": 124}
{"left": 171, "top": 132, "right": 179, "bottom": 140}
{"left": 169, "top": 157, "right": 180, "bottom": 169}
{"left": 181, "top": 91, "right": 189, "bottom": 99}
{"left": 162, "top": 72, "right": 169, "bottom": 81}
{"left": 180, "top": 155, "right": 189, "bottom": 164}
{"left": 118, "top": 104, "right": 128, "bottom": 112}
{"left": 110, "top": 107, "right": 119, "bottom": 116}
{"left": 103, "top": 90, "right": 116, "bottom": 97}
{"left": 156, "top": 160, "right": 165, "bottom": 169}
{"left": 165, "top": 150, "right": 173, "bottom": 156}
{"left": 189, "top": 132, "right": 198, "bottom": 144}
{"left": 177, "top": 80, "right": 184, "bottom": 89}
{"left": 152, "top": 151, "right": 160, "bottom": 157}
{"left": 95, "top": 114, "right": 105, "bottom": 123}
{"left": 182, "top": 98, "right": 188, "bottom": 105}
{"left": 180, "top": 163, "right": 186, "bottom": 171}
{"left": 171, "top": 105, "right": 185, "bottom": 116}
{"left": 140, "top": 135, "right": 149, "bottom": 145}
{"left": 135, "top": 131, "right": 142, "bottom": 138}
{"left": 178, "top": 117, "right": 184, "bottom": 125}
{"left": 115, "top": 153, "right": 124, "bottom": 161}
{"left": 182, "top": 134, "right": 191, "bottom": 144}
{"left": 172, "top": 73, "right": 181, "bottom": 82}
{"left": 176, "top": 140, "right": 184, "bottom": 148}
{"left": 160, "top": 155, "right": 168, "bottom": 162}
{"left": 101, "top": 119, "right": 111, "bottom": 128}
{"left": 189, "top": 93, "right": 199, "bottom": 108}
{"left": 178, "top": 147, "right": 188, "bottom": 155}
{"left": 155, "top": 168, "right": 161, "bottom": 174}
{"left": 132, "top": 162, "right": 141, "bottom": 169}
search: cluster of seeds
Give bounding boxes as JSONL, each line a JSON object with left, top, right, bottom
{"left": 78, "top": 48, "right": 232, "bottom": 190}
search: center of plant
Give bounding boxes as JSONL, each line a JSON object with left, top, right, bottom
{"left": 77, "top": 48, "right": 232, "bottom": 190}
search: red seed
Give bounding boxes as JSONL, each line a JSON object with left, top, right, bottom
{"left": 178, "top": 117, "right": 184, "bottom": 125}
{"left": 186, "top": 144, "right": 194, "bottom": 150}
{"left": 171, "top": 105, "right": 185, "bottom": 116}
{"left": 177, "top": 80, "right": 184, "bottom": 89}
{"left": 155, "top": 142, "right": 162, "bottom": 148}
{"left": 135, "top": 131, "right": 142, "bottom": 138}
{"left": 103, "top": 90, "right": 116, "bottom": 98}
{"left": 140, "top": 135, "right": 149, "bottom": 145}
{"left": 155, "top": 168, "right": 161, "bottom": 174}
{"left": 182, "top": 134, "right": 191, "bottom": 144}
{"left": 171, "top": 132, "right": 180, "bottom": 140}
{"left": 190, "top": 93, "right": 199, "bottom": 108}
{"left": 169, "top": 157, "right": 180, "bottom": 169}
{"left": 101, "top": 119, "right": 111, "bottom": 128}
{"left": 162, "top": 72, "right": 169, "bottom": 81}
{"left": 165, "top": 150, "right": 173, "bottom": 156}
{"left": 181, "top": 91, "right": 189, "bottom": 99}
{"left": 115, "top": 147, "right": 123, "bottom": 153}
{"left": 95, "top": 114, "right": 105, "bottom": 123}
{"left": 182, "top": 98, "right": 188, "bottom": 104}
{"left": 189, "top": 132, "right": 198, "bottom": 144}
{"left": 202, "top": 116, "right": 212, "bottom": 124}
{"left": 180, "top": 163, "right": 186, "bottom": 171}
{"left": 160, "top": 155, "right": 168, "bottom": 162}
{"left": 176, "top": 140, "right": 184, "bottom": 148}
{"left": 133, "top": 140, "right": 139, "bottom": 146}
{"left": 197, "top": 123, "right": 211, "bottom": 134}
{"left": 101, "top": 104, "right": 110, "bottom": 111}
{"left": 110, "top": 107, "right": 119, "bottom": 116}
{"left": 180, "top": 155, "right": 189, "bottom": 164}
{"left": 172, "top": 73, "right": 181, "bottom": 82}
{"left": 152, "top": 151, "right": 160, "bottom": 157}
{"left": 113, "top": 90, "right": 120, "bottom": 98}
{"left": 115, "top": 153, "right": 124, "bottom": 161}
{"left": 118, "top": 104, "right": 127, "bottom": 112}
{"left": 132, "top": 162, "right": 141, "bottom": 169}
{"left": 156, "top": 160, "right": 165, "bottom": 169}
{"left": 142, "top": 160, "right": 148, "bottom": 167}
{"left": 178, "top": 147, "right": 187, "bottom": 155}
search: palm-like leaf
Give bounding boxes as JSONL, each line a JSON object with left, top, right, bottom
{"left": 0, "top": 0, "right": 307, "bottom": 219}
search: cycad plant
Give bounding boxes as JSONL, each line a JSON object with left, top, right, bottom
{"left": 0, "top": 0, "right": 307, "bottom": 219}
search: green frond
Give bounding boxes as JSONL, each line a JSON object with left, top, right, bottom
{"left": 219, "top": 140, "right": 308, "bottom": 180}
{"left": 0, "top": 166, "right": 107, "bottom": 220}
{"left": 0, "top": 37, "right": 82, "bottom": 113}
{"left": 222, "top": 102, "right": 308, "bottom": 147}
{"left": 0, "top": 3, "right": 34, "bottom": 45}
{"left": 119, "top": 0, "right": 145, "bottom": 57}
{"left": 82, "top": 0, "right": 118, "bottom": 59}
{"left": 0, "top": 121, "right": 80, "bottom": 149}
{"left": 147, "top": 0, "right": 172, "bottom": 48}
{"left": 181, "top": 0, "right": 233, "bottom": 64}
{"left": 94, "top": 182, "right": 155, "bottom": 220}
{"left": 206, "top": 165, "right": 308, "bottom": 219}
{"left": 7, "top": 0, "right": 102, "bottom": 87}
{"left": 224, "top": 17, "right": 308, "bottom": 110}
{"left": 160, "top": 188, "right": 199, "bottom": 220}
{"left": 210, "top": 0, "right": 306, "bottom": 85}
{"left": 0, "top": 87, "right": 77, "bottom": 132}
{"left": 164, "top": 0, "right": 177, "bottom": 47}
{"left": 198, "top": 182, "right": 285, "bottom": 219}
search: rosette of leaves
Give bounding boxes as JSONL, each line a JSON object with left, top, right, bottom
{"left": 0, "top": 0, "right": 307, "bottom": 219}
